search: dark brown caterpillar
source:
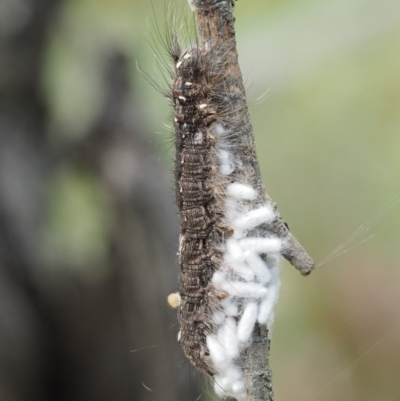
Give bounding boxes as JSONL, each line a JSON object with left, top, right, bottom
{"left": 171, "top": 46, "right": 224, "bottom": 375}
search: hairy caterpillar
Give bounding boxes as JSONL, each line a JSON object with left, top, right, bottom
{"left": 158, "top": 1, "right": 315, "bottom": 399}
{"left": 171, "top": 45, "right": 280, "bottom": 398}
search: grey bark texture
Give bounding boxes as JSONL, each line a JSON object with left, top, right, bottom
{"left": 190, "top": 0, "right": 315, "bottom": 400}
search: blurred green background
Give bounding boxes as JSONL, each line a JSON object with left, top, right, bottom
{"left": 2, "top": 0, "right": 400, "bottom": 400}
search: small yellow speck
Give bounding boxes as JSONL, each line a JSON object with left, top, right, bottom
{"left": 167, "top": 292, "right": 181, "bottom": 309}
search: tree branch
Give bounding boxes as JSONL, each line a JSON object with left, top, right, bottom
{"left": 188, "top": 1, "right": 315, "bottom": 400}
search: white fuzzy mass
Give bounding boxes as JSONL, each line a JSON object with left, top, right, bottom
{"left": 206, "top": 123, "right": 282, "bottom": 401}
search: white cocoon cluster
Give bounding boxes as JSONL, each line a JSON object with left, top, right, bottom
{"left": 227, "top": 183, "right": 257, "bottom": 200}
{"left": 232, "top": 206, "right": 275, "bottom": 232}
{"left": 258, "top": 266, "right": 281, "bottom": 326}
{"left": 207, "top": 146, "right": 282, "bottom": 401}
{"left": 221, "top": 299, "right": 239, "bottom": 316}
{"left": 226, "top": 238, "right": 245, "bottom": 261}
{"left": 207, "top": 335, "right": 227, "bottom": 366}
{"left": 245, "top": 252, "right": 272, "bottom": 283}
{"left": 237, "top": 303, "right": 258, "bottom": 342}
{"left": 257, "top": 287, "right": 279, "bottom": 325}
{"left": 240, "top": 238, "right": 281, "bottom": 254}
{"left": 225, "top": 256, "right": 255, "bottom": 281}
{"left": 212, "top": 270, "right": 226, "bottom": 288}
{"left": 221, "top": 281, "right": 268, "bottom": 298}
{"left": 219, "top": 150, "right": 235, "bottom": 175}
{"left": 218, "top": 317, "right": 240, "bottom": 359}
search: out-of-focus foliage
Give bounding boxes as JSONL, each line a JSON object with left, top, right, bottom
{"left": 39, "top": 0, "right": 400, "bottom": 400}
{"left": 44, "top": 167, "right": 112, "bottom": 280}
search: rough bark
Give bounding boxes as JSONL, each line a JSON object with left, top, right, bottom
{"left": 190, "top": 1, "right": 315, "bottom": 400}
